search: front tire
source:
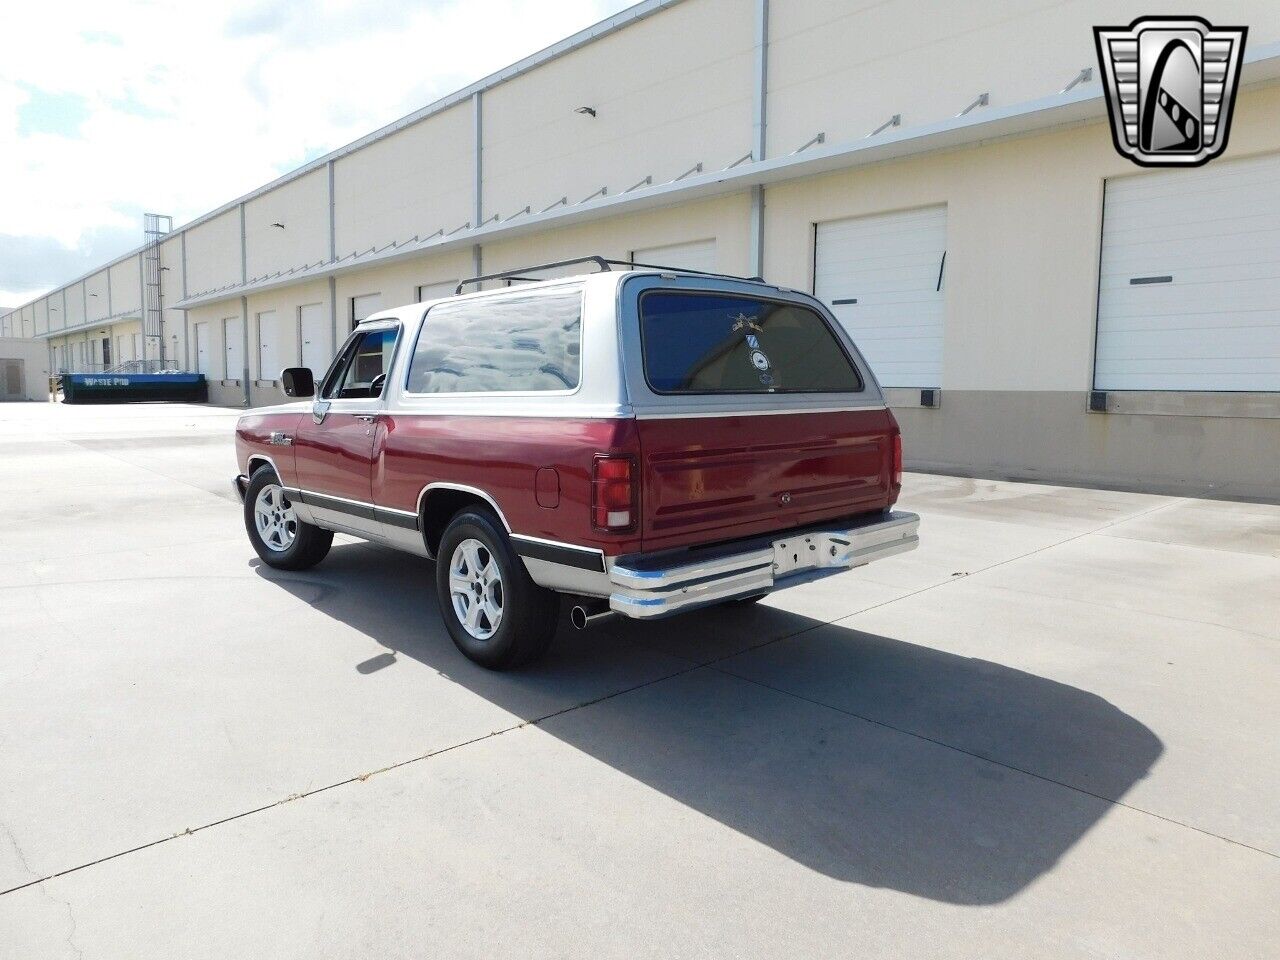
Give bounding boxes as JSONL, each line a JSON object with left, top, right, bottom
{"left": 243, "top": 466, "right": 333, "bottom": 570}
{"left": 435, "top": 508, "right": 558, "bottom": 669}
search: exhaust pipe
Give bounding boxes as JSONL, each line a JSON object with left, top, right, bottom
{"left": 570, "top": 600, "right": 615, "bottom": 630}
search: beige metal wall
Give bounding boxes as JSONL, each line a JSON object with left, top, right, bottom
{"left": 247, "top": 168, "right": 330, "bottom": 279}
{"left": 765, "top": 0, "right": 1280, "bottom": 155}
{"left": 65, "top": 282, "right": 85, "bottom": 328}
{"left": 483, "top": 0, "right": 753, "bottom": 218}
{"left": 107, "top": 257, "right": 141, "bottom": 316}
{"left": 334, "top": 103, "right": 473, "bottom": 257}
{"left": 185, "top": 209, "right": 242, "bottom": 297}
{"left": 84, "top": 271, "right": 109, "bottom": 323}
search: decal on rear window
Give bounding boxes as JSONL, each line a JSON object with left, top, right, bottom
{"left": 639, "top": 292, "right": 863, "bottom": 395}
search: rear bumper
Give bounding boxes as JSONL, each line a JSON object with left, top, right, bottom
{"left": 607, "top": 510, "right": 919, "bottom": 620}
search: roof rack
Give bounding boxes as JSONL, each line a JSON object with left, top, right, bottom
{"left": 454, "top": 255, "right": 765, "bottom": 294}
{"left": 456, "top": 256, "right": 611, "bottom": 294}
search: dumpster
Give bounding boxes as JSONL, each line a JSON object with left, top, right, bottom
{"left": 62, "top": 372, "right": 208, "bottom": 404}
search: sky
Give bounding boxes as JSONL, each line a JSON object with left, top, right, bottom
{"left": 0, "top": 0, "right": 632, "bottom": 309}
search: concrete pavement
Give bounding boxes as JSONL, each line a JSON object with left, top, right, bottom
{"left": 0, "top": 402, "right": 1276, "bottom": 958}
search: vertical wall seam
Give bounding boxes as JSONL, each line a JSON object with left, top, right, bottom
{"left": 181, "top": 232, "right": 190, "bottom": 371}
{"left": 327, "top": 160, "right": 337, "bottom": 263}
{"left": 472, "top": 91, "right": 484, "bottom": 280}
{"left": 328, "top": 160, "right": 339, "bottom": 352}
{"left": 748, "top": 0, "right": 769, "bottom": 278}
{"left": 240, "top": 204, "right": 250, "bottom": 406}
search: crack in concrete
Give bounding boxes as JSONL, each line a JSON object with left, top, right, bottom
{"left": 1, "top": 820, "right": 39, "bottom": 881}
{"left": 40, "top": 885, "right": 83, "bottom": 960}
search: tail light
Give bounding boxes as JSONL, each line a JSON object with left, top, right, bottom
{"left": 891, "top": 432, "right": 903, "bottom": 488}
{"left": 592, "top": 455, "right": 636, "bottom": 532}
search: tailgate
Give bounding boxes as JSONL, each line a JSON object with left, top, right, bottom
{"left": 637, "top": 409, "right": 897, "bottom": 552}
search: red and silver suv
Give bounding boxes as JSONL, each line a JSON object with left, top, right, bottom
{"left": 233, "top": 258, "right": 919, "bottom": 669}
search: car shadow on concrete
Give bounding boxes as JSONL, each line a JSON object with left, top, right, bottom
{"left": 253, "top": 543, "right": 1162, "bottom": 906}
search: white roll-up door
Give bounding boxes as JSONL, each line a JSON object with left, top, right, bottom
{"left": 223, "top": 316, "right": 244, "bottom": 380}
{"left": 1095, "top": 152, "right": 1280, "bottom": 391}
{"left": 417, "top": 281, "right": 457, "bottom": 303}
{"left": 299, "top": 303, "right": 328, "bottom": 374}
{"left": 351, "top": 293, "right": 382, "bottom": 328}
{"left": 814, "top": 206, "right": 947, "bottom": 388}
{"left": 631, "top": 239, "right": 717, "bottom": 274}
{"left": 257, "top": 311, "right": 279, "bottom": 381}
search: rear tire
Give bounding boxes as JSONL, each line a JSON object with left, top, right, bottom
{"left": 243, "top": 466, "right": 333, "bottom": 570}
{"left": 435, "top": 507, "right": 559, "bottom": 669}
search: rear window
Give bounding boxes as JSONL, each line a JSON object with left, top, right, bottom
{"left": 639, "top": 291, "right": 863, "bottom": 394}
{"left": 406, "top": 287, "right": 582, "bottom": 394}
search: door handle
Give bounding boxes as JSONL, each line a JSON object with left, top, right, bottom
{"left": 354, "top": 414, "right": 377, "bottom": 422}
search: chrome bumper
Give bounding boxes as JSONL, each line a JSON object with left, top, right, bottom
{"left": 607, "top": 511, "right": 919, "bottom": 620}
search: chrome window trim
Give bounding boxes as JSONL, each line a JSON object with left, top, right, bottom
{"left": 401, "top": 283, "right": 587, "bottom": 399}
{"left": 633, "top": 404, "right": 887, "bottom": 419}
{"left": 321, "top": 319, "right": 403, "bottom": 401}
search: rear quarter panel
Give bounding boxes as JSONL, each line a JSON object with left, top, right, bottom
{"left": 376, "top": 414, "right": 645, "bottom": 555}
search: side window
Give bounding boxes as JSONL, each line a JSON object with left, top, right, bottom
{"left": 405, "top": 287, "right": 582, "bottom": 394}
{"left": 323, "top": 328, "right": 397, "bottom": 400}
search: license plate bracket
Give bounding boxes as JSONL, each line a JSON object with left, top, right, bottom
{"left": 772, "top": 532, "right": 835, "bottom": 578}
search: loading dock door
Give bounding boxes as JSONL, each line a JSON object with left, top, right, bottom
{"left": 814, "top": 206, "right": 947, "bottom": 388}
{"left": 1095, "top": 152, "right": 1280, "bottom": 391}
{"left": 631, "top": 239, "right": 717, "bottom": 274}
{"left": 257, "top": 311, "right": 279, "bottom": 381}
{"left": 299, "top": 303, "right": 328, "bottom": 374}
{"left": 223, "top": 316, "right": 244, "bottom": 381}
{"left": 1, "top": 360, "right": 23, "bottom": 400}
{"left": 194, "top": 322, "right": 210, "bottom": 375}
{"left": 351, "top": 294, "right": 382, "bottom": 329}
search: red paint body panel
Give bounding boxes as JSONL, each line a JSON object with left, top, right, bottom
{"left": 635, "top": 409, "right": 900, "bottom": 553}
{"left": 294, "top": 413, "right": 378, "bottom": 503}
{"left": 235, "top": 412, "right": 304, "bottom": 486}
{"left": 375, "top": 415, "right": 645, "bottom": 554}
{"left": 238, "top": 406, "right": 901, "bottom": 559}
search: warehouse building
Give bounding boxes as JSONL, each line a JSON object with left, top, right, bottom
{"left": 4, "top": 0, "right": 1280, "bottom": 497}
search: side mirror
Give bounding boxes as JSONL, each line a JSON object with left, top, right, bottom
{"left": 281, "top": 367, "right": 315, "bottom": 397}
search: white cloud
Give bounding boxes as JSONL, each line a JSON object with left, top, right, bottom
{"left": 0, "top": 0, "right": 630, "bottom": 306}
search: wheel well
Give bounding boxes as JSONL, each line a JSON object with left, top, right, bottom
{"left": 247, "top": 456, "right": 277, "bottom": 480}
{"left": 420, "top": 489, "right": 499, "bottom": 557}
